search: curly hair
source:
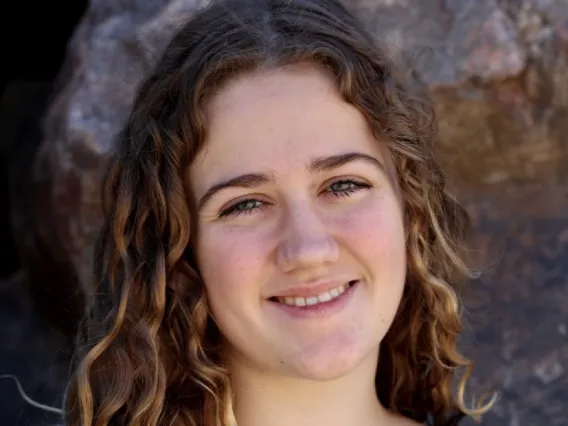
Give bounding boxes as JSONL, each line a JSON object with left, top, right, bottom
{"left": 64, "top": 0, "right": 495, "bottom": 425}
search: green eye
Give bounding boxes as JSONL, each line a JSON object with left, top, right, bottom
{"left": 220, "top": 199, "right": 264, "bottom": 218}
{"left": 326, "top": 179, "right": 371, "bottom": 197}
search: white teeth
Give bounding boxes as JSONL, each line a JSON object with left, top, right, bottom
{"left": 277, "top": 283, "right": 350, "bottom": 307}
{"left": 306, "top": 296, "right": 319, "bottom": 306}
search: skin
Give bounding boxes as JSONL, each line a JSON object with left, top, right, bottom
{"left": 189, "top": 63, "right": 417, "bottom": 426}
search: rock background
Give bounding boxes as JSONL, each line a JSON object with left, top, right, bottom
{"left": 1, "top": 0, "right": 567, "bottom": 425}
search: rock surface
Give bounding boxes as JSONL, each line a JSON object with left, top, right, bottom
{"left": 0, "top": 272, "right": 70, "bottom": 426}
{"left": 460, "top": 182, "right": 568, "bottom": 426}
{"left": 6, "top": 0, "right": 568, "bottom": 425}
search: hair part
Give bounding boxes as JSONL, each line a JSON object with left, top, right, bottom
{"left": 64, "top": 0, "right": 496, "bottom": 425}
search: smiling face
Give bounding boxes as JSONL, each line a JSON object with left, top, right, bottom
{"left": 188, "top": 64, "right": 407, "bottom": 381}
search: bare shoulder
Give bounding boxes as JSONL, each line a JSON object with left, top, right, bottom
{"left": 397, "top": 418, "right": 424, "bottom": 426}
{"left": 387, "top": 413, "right": 425, "bottom": 426}
{"left": 403, "top": 419, "right": 424, "bottom": 426}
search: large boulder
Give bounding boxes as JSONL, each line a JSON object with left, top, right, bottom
{"left": 11, "top": 0, "right": 207, "bottom": 335}
{"left": 10, "top": 0, "right": 568, "bottom": 424}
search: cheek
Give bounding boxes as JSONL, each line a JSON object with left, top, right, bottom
{"left": 338, "top": 195, "right": 406, "bottom": 263}
{"left": 196, "top": 227, "right": 267, "bottom": 307}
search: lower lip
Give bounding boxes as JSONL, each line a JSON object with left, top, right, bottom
{"left": 267, "top": 281, "right": 359, "bottom": 319}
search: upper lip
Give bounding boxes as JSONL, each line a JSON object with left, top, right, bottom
{"left": 268, "top": 278, "right": 357, "bottom": 299}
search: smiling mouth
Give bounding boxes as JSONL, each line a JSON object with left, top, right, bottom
{"left": 268, "top": 280, "right": 358, "bottom": 307}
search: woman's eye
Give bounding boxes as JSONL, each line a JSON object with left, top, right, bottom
{"left": 219, "top": 180, "right": 370, "bottom": 218}
{"left": 325, "top": 179, "right": 371, "bottom": 197}
{"left": 219, "top": 199, "right": 264, "bottom": 218}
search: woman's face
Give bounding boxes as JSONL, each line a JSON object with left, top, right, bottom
{"left": 189, "top": 64, "right": 406, "bottom": 381}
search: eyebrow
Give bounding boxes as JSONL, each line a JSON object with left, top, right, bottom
{"left": 197, "top": 152, "right": 385, "bottom": 211}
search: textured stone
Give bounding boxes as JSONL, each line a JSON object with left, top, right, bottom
{"left": 30, "top": 0, "right": 208, "bottom": 295}
{"left": 459, "top": 182, "right": 568, "bottom": 426}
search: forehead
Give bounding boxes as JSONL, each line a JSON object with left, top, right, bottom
{"left": 189, "top": 64, "right": 390, "bottom": 187}
{"left": 206, "top": 63, "right": 337, "bottom": 116}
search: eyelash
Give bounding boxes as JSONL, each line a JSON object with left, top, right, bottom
{"left": 218, "top": 179, "right": 372, "bottom": 218}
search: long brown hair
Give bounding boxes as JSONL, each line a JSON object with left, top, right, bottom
{"left": 64, "top": 0, "right": 495, "bottom": 425}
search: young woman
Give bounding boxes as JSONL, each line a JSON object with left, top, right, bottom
{"left": 64, "top": 0, "right": 495, "bottom": 425}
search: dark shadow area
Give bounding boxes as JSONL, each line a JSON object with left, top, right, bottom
{"left": 0, "top": 1, "right": 88, "bottom": 424}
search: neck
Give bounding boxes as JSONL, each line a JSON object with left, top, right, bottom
{"left": 228, "top": 347, "right": 392, "bottom": 426}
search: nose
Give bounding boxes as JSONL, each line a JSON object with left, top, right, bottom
{"left": 276, "top": 201, "right": 339, "bottom": 274}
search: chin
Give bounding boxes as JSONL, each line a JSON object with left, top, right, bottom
{"left": 286, "top": 342, "right": 376, "bottom": 382}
